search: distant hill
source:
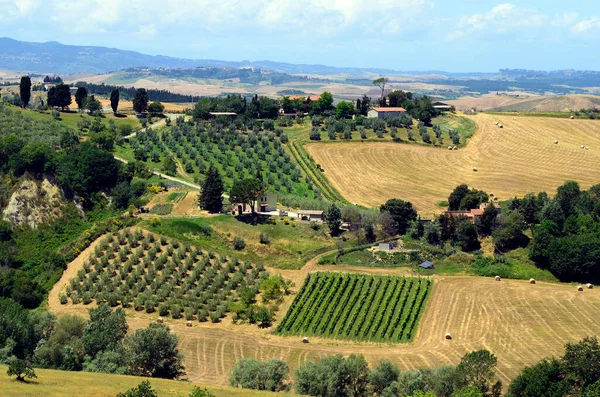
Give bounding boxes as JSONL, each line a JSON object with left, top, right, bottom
{"left": 448, "top": 95, "right": 600, "bottom": 112}
{"left": 0, "top": 37, "right": 474, "bottom": 76}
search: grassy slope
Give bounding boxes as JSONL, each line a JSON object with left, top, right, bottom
{"left": 0, "top": 365, "right": 282, "bottom": 397}
{"left": 13, "top": 107, "right": 140, "bottom": 131}
{"left": 143, "top": 215, "right": 335, "bottom": 269}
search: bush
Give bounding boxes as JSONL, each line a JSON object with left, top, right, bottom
{"left": 59, "top": 294, "right": 68, "bottom": 304}
{"left": 233, "top": 236, "right": 246, "bottom": 251}
{"left": 150, "top": 204, "right": 173, "bottom": 215}
{"left": 259, "top": 232, "right": 270, "bottom": 245}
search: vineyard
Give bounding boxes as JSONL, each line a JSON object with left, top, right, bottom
{"left": 127, "top": 122, "right": 318, "bottom": 197}
{"left": 276, "top": 273, "right": 432, "bottom": 342}
{"left": 61, "top": 229, "right": 270, "bottom": 323}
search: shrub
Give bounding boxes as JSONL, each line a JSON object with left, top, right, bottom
{"left": 59, "top": 294, "right": 68, "bottom": 304}
{"left": 159, "top": 304, "right": 169, "bottom": 317}
{"left": 259, "top": 232, "right": 270, "bottom": 245}
{"left": 233, "top": 236, "right": 246, "bottom": 251}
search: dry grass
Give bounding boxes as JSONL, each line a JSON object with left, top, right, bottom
{"left": 50, "top": 235, "right": 600, "bottom": 388}
{"left": 306, "top": 113, "right": 600, "bottom": 215}
{"left": 0, "top": 364, "right": 281, "bottom": 397}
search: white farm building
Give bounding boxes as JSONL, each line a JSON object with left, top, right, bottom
{"left": 367, "top": 107, "right": 407, "bottom": 119}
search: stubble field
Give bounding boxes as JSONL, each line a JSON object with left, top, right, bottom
{"left": 306, "top": 113, "right": 600, "bottom": 215}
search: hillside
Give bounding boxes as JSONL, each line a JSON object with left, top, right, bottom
{"left": 448, "top": 94, "right": 600, "bottom": 112}
{"left": 0, "top": 365, "right": 282, "bottom": 397}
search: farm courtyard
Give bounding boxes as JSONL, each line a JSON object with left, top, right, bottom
{"left": 307, "top": 113, "right": 600, "bottom": 215}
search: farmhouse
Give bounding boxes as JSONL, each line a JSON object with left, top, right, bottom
{"left": 444, "top": 202, "right": 501, "bottom": 223}
{"left": 297, "top": 210, "right": 324, "bottom": 222}
{"left": 367, "top": 107, "right": 407, "bottom": 119}
{"left": 258, "top": 192, "right": 277, "bottom": 212}
{"left": 378, "top": 241, "right": 397, "bottom": 251}
{"left": 43, "top": 83, "right": 56, "bottom": 91}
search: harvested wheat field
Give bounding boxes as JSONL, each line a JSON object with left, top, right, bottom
{"left": 307, "top": 113, "right": 600, "bottom": 214}
{"left": 50, "top": 240, "right": 600, "bottom": 388}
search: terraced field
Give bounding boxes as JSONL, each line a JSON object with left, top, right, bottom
{"left": 276, "top": 273, "right": 431, "bottom": 342}
{"left": 306, "top": 113, "right": 600, "bottom": 214}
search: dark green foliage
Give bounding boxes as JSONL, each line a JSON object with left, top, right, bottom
{"left": 75, "top": 86, "right": 87, "bottom": 110}
{"left": 122, "top": 323, "right": 185, "bottom": 379}
{"left": 233, "top": 236, "right": 245, "bottom": 250}
{"left": 133, "top": 88, "right": 149, "bottom": 114}
{"left": 492, "top": 211, "right": 528, "bottom": 253}
{"left": 380, "top": 199, "right": 418, "bottom": 235}
{"left": 448, "top": 185, "right": 489, "bottom": 211}
{"left": 476, "top": 203, "right": 498, "bottom": 237}
{"left": 188, "top": 387, "right": 216, "bottom": 397}
{"left": 507, "top": 358, "right": 569, "bottom": 397}
{"left": 295, "top": 354, "right": 370, "bottom": 397}
{"left": 229, "top": 358, "right": 289, "bottom": 391}
{"left": 116, "top": 380, "right": 158, "bottom": 397}
{"left": 82, "top": 304, "right": 128, "bottom": 357}
{"left": 276, "top": 273, "right": 431, "bottom": 342}
{"left": 47, "top": 84, "right": 72, "bottom": 109}
{"left": 326, "top": 203, "right": 342, "bottom": 235}
{"left": 230, "top": 178, "right": 264, "bottom": 213}
{"left": 19, "top": 76, "right": 31, "bottom": 108}
{"left": 455, "top": 349, "right": 498, "bottom": 395}
{"left": 199, "top": 165, "right": 224, "bottom": 213}
{"left": 7, "top": 357, "right": 36, "bottom": 381}
{"left": 162, "top": 156, "right": 177, "bottom": 176}
{"left": 370, "top": 359, "right": 400, "bottom": 395}
{"left": 458, "top": 222, "right": 480, "bottom": 252}
{"left": 110, "top": 89, "right": 120, "bottom": 114}
{"left": 148, "top": 101, "right": 164, "bottom": 116}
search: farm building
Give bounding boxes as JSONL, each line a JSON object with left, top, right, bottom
{"left": 432, "top": 101, "right": 452, "bottom": 111}
{"left": 208, "top": 112, "right": 236, "bottom": 117}
{"left": 444, "top": 202, "right": 501, "bottom": 224}
{"left": 378, "top": 241, "right": 397, "bottom": 251}
{"left": 297, "top": 210, "right": 324, "bottom": 222}
{"left": 419, "top": 261, "right": 435, "bottom": 269}
{"left": 367, "top": 107, "right": 407, "bottom": 119}
{"left": 258, "top": 192, "right": 277, "bottom": 212}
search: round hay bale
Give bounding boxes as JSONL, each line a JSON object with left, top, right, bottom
{"left": 530, "top": 278, "right": 536, "bottom": 284}
{"left": 448, "top": 146, "right": 453, "bottom": 150}
{"left": 453, "top": 146, "right": 458, "bottom": 150}
{"left": 495, "top": 275, "right": 501, "bottom": 281}
{"left": 445, "top": 332, "right": 452, "bottom": 340}
{"left": 554, "top": 140, "right": 558, "bottom": 144}
{"left": 578, "top": 285, "right": 584, "bottom": 292}
{"left": 186, "top": 320, "right": 192, "bottom": 327}
{"left": 302, "top": 337, "right": 309, "bottom": 344}
{"left": 499, "top": 124, "right": 503, "bottom": 128}
{"left": 587, "top": 283, "right": 593, "bottom": 289}
{"left": 586, "top": 146, "right": 590, "bottom": 150}
{"left": 473, "top": 168, "right": 478, "bottom": 172}
{"left": 570, "top": 115, "right": 575, "bottom": 119}
{"left": 493, "top": 197, "right": 499, "bottom": 201}
{"left": 490, "top": 192, "right": 494, "bottom": 197}
{"left": 581, "top": 145, "right": 585, "bottom": 149}
{"left": 495, "top": 122, "right": 499, "bottom": 125}
{"left": 157, "top": 317, "right": 163, "bottom": 324}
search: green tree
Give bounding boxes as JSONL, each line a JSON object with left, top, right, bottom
{"left": 360, "top": 95, "right": 371, "bottom": 115}
{"left": 556, "top": 180, "right": 581, "bottom": 218}
{"left": 122, "top": 323, "right": 185, "bottom": 379}
{"left": 448, "top": 185, "right": 470, "bottom": 210}
{"left": 295, "top": 354, "right": 349, "bottom": 397}
{"left": 455, "top": 349, "right": 497, "bottom": 394}
{"left": 47, "top": 84, "right": 72, "bottom": 110}
{"left": 457, "top": 222, "right": 480, "bottom": 252}
{"left": 373, "top": 77, "right": 390, "bottom": 102}
{"left": 86, "top": 95, "right": 102, "bottom": 114}
{"left": 346, "top": 354, "right": 370, "bottom": 397}
{"left": 492, "top": 211, "right": 528, "bottom": 252}
{"left": 189, "top": 387, "right": 216, "bottom": 397}
{"left": 133, "top": 88, "right": 149, "bottom": 114}
{"left": 19, "top": 76, "right": 31, "bottom": 108}
{"left": 33, "top": 314, "right": 85, "bottom": 370}
{"left": 452, "top": 386, "right": 483, "bottom": 397}
{"left": 199, "top": 165, "right": 224, "bottom": 213}
{"left": 336, "top": 101, "right": 355, "bottom": 119}
{"left": 162, "top": 156, "right": 177, "bottom": 176}
{"left": 116, "top": 380, "right": 158, "bottom": 397}
{"left": 562, "top": 337, "right": 600, "bottom": 390}
{"left": 507, "top": 358, "right": 570, "bottom": 397}
{"left": 229, "top": 358, "right": 289, "bottom": 392}
{"left": 110, "top": 88, "right": 120, "bottom": 114}
{"left": 148, "top": 101, "right": 165, "bottom": 116}
{"left": 316, "top": 92, "right": 334, "bottom": 114}
{"left": 74, "top": 86, "right": 88, "bottom": 111}
{"left": 380, "top": 199, "right": 418, "bottom": 235}
{"left": 7, "top": 357, "right": 36, "bottom": 382}
{"left": 369, "top": 359, "right": 400, "bottom": 395}
{"left": 229, "top": 178, "right": 264, "bottom": 213}
{"left": 82, "top": 304, "right": 128, "bottom": 357}
{"left": 326, "top": 203, "right": 342, "bottom": 235}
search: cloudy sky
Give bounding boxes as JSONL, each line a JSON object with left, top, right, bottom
{"left": 1, "top": 0, "right": 599, "bottom": 72}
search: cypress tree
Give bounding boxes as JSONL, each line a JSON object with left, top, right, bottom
{"left": 199, "top": 165, "right": 224, "bottom": 213}
{"left": 19, "top": 76, "right": 31, "bottom": 108}
{"left": 110, "top": 89, "right": 120, "bottom": 114}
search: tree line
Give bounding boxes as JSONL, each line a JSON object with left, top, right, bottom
{"left": 228, "top": 348, "right": 502, "bottom": 397}
{"left": 75, "top": 82, "right": 197, "bottom": 103}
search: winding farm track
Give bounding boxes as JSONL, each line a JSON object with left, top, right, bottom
{"left": 50, "top": 239, "right": 600, "bottom": 387}
{"left": 306, "top": 113, "right": 600, "bottom": 215}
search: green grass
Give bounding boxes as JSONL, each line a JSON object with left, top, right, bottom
{"left": 0, "top": 365, "right": 283, "bottom": 397}
{"left": 143, "top": 215, "right": 335, "bottom": 269}
{"left": 276, "top": 272, "right": 432, "bottom": 342}
{"left": 166, "top": 192, "right": 186, "bottom": 202}
{"left": 14, "top": 107, "right": 140, "bottom": 132}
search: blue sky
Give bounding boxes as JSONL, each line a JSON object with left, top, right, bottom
{"left": 1, "top": 0, "right": 599, "bottom": 72}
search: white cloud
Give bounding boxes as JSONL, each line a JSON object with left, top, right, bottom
{"left": 551, "top": 12, "right": 579, "bottom": 27}
{"left": 571, "top": 17, "right": 600, "bottom": 33}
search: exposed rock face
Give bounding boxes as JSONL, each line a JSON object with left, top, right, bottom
{"left": 2, "top": 177, "right": 66, "bottom": 228}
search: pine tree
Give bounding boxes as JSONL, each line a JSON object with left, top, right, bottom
{"left": 199, "top": 165, "right": 224, "bottom": 213}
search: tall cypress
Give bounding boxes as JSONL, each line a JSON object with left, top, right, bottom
{"left": 19, "top": 76, "right": 31, "bottom": 108}
{"left": 110, "top": 89, "right": 120, "bottom": 114}
{"left": 199, "top": 165, "right": 224, "bottom": 213}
